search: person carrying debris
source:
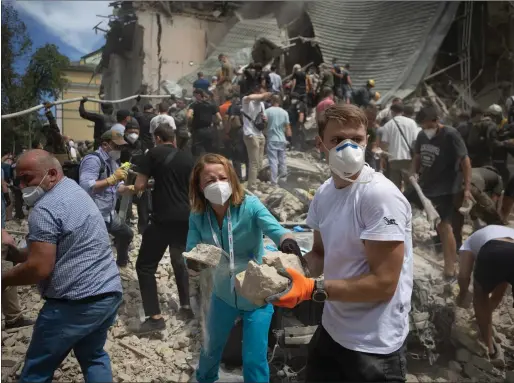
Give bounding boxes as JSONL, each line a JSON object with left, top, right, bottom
{"left": 379, "top": 103, "right": 421, "bottom": 190}
{"left": 79, "top": 97, "right": 117, "bottom": 149}
{"left": 185, "top": 153, "right": 304, "bottom": 383}
{"left": 468, "top": 166, "right": 505, "bottom": 227}
{"left": 409, "top": 106, "right": 472, "bottom": 278}
{"left": 265, "top": 94, "right": 292, "bottom": 185}
{"left": 1, "top": 150, "right": 122, "bottom": 382}
{"left": 242, "top": 85, "right": 271, "bottom": 190}
{"left": 456, "top": 225, "right": 514, "bottom": 366}
{"left": 267, "top": 104, "right": 413, "bottom": 382}
{"left": 132, "top": 123, "right": 194, "bottom": 333}
{"left": 79, "top": 130, "right": 134, "bottom": 269}
{"left": 352, "top": 79, "right": 376, "bottom": 108}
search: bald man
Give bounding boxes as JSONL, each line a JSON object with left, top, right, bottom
{"left": 1, "top": 150, "right": 122, "bottom": 383}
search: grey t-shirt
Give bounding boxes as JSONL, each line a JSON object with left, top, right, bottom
{"left": 415, "top": 126, "right": 468, "bottom": 197}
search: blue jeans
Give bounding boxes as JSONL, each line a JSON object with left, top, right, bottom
{"left": 196, "top": 294, "right": 274, "bottom": 383}
{"left": 266, "top": 141, "right": 287, "bottom": 185}
{"left": 20, "top": 293, "right": 122, "bottom": 383}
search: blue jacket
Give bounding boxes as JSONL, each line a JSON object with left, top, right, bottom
{"left": 186, "top": 195, "right": 289, "bottom": 311}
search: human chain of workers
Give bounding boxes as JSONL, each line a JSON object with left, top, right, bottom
{"left": 1, "top": 53, "right": 514, "bottom": 383}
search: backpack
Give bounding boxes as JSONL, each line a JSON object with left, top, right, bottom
{"left": 242, "top": 102, "right": 266, "bottom": 131}
{"left": 64, "top": 152, "right": 109, "bottom": 184}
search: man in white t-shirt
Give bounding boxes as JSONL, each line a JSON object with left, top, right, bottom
{"left": 380, "top": 103, "right": 421, "bottom": 189}
{"left": 242, "top": 86, "right": 271, "bottom": 190}
{"left": 150, "top": 102, "right": 176, "bottom": 144}
{"left": 268, "top": 104, "right": 413, "bottom": 382}
{"left": 457, "top": 225, "right": 514, "bottom": 363}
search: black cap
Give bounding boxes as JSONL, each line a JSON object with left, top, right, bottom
{"left": 116, "top": 109, "right": 131, "bottom": 122}
{"left": 143, "top": 103, "right": 154, "bottom": 111}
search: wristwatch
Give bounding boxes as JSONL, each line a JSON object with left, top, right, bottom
{"left": 312, "top": 279, "right": 328, "bottom": 303}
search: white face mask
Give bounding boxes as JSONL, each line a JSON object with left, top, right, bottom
{"left": 424, "top": 128, "right": 437, "bottom": 139}
{"left": 126, "top": 133, "right": 139, "bottom": 144}
{"left": 22, "top": 173, "right": 48, "bottom": 207}
{"left": 326, "top": 139, "right": 369, "bottom": 183}
{"left": 204, "top": 181, "right": 232, "bottom": 206}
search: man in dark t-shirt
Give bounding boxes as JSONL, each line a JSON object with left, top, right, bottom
{"left": 468, "top": 167, "right": 504, "bottom": 226}
{"left": 133, "top": 123, "right": 193, "bottom": 334}
{"left": 187, "top": 89, "right": 222, "bottom": 157}
{"left": 409, "top": 106, "right": 472, "bottom": 279}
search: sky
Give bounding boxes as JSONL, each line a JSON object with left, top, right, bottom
{"left": 14, "top": 0, "right": 111, "bottom": 62}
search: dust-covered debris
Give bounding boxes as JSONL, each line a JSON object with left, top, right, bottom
{"left": 235, "top": 261, "right": 288, "bottom": 306}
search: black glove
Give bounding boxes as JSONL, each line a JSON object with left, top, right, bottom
{"left": 3, "top": 193, "right": 11, "bottom": 207}
{"left": 279, "top": 238, "right": 310, "bottom": 277}
{"left": 80, "top": 96, "right": 88, "bottom": 104}
{"left": 136, "top": 95, "right": 142, "bottom": 102}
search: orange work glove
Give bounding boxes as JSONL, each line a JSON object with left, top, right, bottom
{"left": 266, "top": 268, "right": 315, "bottom": 309}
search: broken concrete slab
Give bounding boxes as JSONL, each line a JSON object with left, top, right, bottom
{"left": 456, "top": 348, "right": 471, "bottom": 363}
{"left": 183, "top": 244, "right": 222, "bottom": 268}
{"left": 235, "top": 261, "right": 289, "bottom": 306}
{"left": 470, "top": 354, "right": 493, "bottom": 373}
{"left": 262, "top": 252, "right": 305, "bottom": 276}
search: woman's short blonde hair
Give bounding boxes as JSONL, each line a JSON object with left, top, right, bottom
{"left": 189, "top": 153, "right": 245, "bottom": 213}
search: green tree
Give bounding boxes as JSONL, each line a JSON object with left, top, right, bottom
{"left": 1, "top": 3, "right": 70, "bottom": 152}
{"left": 23, "top": 44, "right": 70, "bottom": 106}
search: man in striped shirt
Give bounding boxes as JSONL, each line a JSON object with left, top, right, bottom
{"left": 2, "top": 150, "right": 122, "bottom": 382}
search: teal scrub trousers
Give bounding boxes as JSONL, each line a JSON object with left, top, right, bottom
{"left": 196, "top": 293, "right": 274, "bottom": 383}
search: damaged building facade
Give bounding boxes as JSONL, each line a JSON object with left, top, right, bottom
{"left": 98, "top": 1, "right": 513, "bottom": 110}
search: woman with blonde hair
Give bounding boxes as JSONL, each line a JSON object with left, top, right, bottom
{"left": 186, "top": 153, "right": 305, "bottom": 383}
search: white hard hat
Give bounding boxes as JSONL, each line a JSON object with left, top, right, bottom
{"left": 293, "top": 64, "right": 301, "bottom": 72}
{"left": 486, "top": 104, "right": 503, "bottom": 115}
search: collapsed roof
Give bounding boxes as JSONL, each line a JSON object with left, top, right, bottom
{"left": 177, "top": 15, "right": 285, "bottom": 90}
{"left": 305, "top": 1, "right": 460, "bottom": 104}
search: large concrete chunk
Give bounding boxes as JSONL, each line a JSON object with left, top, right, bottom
{"left": 262, "top": 252, "right": 305, "bottom": 276}
{"left": 183, "top": 244, "right": 222, "bottom": 268}
{"left": 235, "top": 261, "right": 289, "bottom": 306}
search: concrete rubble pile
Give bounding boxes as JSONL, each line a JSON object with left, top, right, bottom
{"left": 2, "top": 220, "right": 202, "bottom": 383}
{"left": 2, "top": 150, "right": 514, "bottom": 383}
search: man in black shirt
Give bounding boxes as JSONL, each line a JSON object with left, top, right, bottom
{"left": 133, "top": 103, "right": 155, "bottom": 151}
{"left": 410, "top": 106, "right": 472, "bottom": 279}
{"left": 79, "top": 98, "right": 117, "bottom": 149}
{"left": 187, "top": 89, "right": 222, "bottom": 158}
{"left": 120, "top": 120, "right": 150, "bottom": 234}
{"left": 226, "top": 96, "right": 248, "bottom": 181}
{"left": 288, "top": 93, "right": 308, "bottom": 150}
{"left": 134, "top": 123, "right": 193, "bottom": 333}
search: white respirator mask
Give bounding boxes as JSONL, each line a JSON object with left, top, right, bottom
{"left": 203, "top": 181, "right": 233, "bottom": 206}
{"left": 126, "top": 133, "right": 139, "bottom": 144}
{"left": 327, "top": 139, "right": 370, "bottom": 183}
{"left": 22, "top": 173, "right": 48, "bottom": 207}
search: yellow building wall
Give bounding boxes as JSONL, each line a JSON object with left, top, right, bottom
{"left": 60, "top": 69, "right": 102, "bottom": 141}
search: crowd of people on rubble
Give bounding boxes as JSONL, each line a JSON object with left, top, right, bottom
{"left": 1, "top": 51, "right": 514, "bottom": 383}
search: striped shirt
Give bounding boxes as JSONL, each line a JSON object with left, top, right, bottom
{"left": 27, "top": 177, "right": 122, "bottom": 299}
{"left": 79, "top": 147, "right": 119, "bottom": 220}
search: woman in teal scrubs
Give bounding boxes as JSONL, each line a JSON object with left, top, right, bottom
{"left": 186, "top": 153, "right": 304, "bottom": 383}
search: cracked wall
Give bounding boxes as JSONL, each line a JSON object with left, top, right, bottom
{"left": 102, "top": 10, "right": 227, "bottom": 109}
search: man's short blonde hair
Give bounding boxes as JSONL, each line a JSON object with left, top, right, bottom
{"left": 317, "top": 104, "right": 368, "bottom": 138}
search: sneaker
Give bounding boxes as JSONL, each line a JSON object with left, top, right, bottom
{"left": 5, "top": 316, "right": 35, "bottom": 330}
{"left": 179, "top": 306, "right": 195, "bottom": 320}
{"left": 133, "top": 317, "right": 166, "bottom": 335}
